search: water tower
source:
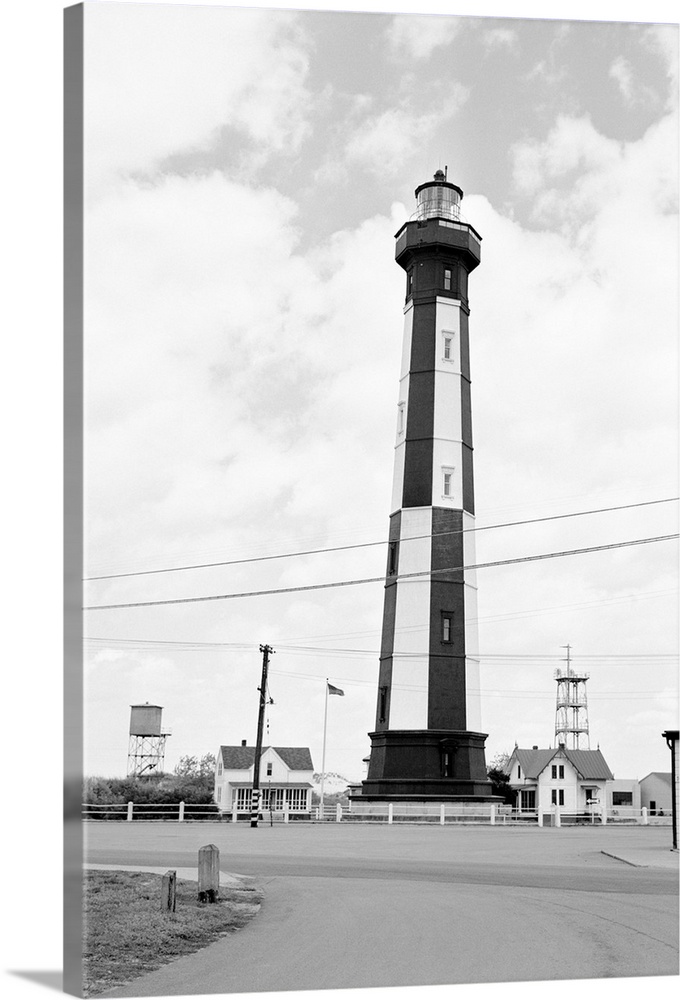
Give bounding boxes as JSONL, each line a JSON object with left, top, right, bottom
{"left": 127, "top": 703, "right": 171, "bottom": 776}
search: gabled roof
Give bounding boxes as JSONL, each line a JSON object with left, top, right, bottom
{"left": 640, "top": 771, "right": 672, "bottom": 785}
{"left": 219, "top": 745, "right": 313, "bottom": 771}
{"left": 564, "top": 749, "right": 613, "bottom": 781}
{"left": 511, "top": 747, "right": 613, "bottom": 781}
{"left": 511, "top": 748, "right": 558, "bottom": 779}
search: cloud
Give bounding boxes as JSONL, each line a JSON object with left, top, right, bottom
{"left": 610, "top": 56, "right": 635, "bottom": 103}
{"left": 483, "top": 27, "right": 518, "bottom": 51}
{"left": 342, "top": 91, "right": 468, "bottom": 177}
{"left": 387, "top": 13, "right": 463, "bottom": 59}
{"left": 84, "top": 3, "right": 312, "bottom": 195}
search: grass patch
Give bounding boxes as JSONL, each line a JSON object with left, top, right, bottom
{"left": 83, "top": 870, "right": 263, "bottom": 996}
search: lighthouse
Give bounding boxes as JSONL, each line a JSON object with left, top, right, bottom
{"left": 362, "top": 170, "right": 494, "bottom": 801}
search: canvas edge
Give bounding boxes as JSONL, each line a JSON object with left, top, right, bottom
{"left": 64, "top": 3, "right": 84, "bottom": 997}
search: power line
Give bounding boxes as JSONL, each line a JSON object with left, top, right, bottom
{"left": 83, "top": 496, "right": 678, "bottom": 581}
{"left": 83, "top": 636, "right": 677, "bottom": 660}
{"left": 83, "top": 533, "right": 678, "bottom": 611}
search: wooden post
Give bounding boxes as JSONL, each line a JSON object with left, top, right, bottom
{"left": 127, "top": 801, "right": 133, "bottom": 822}
{"left": 440, "top": 803, "right": 445, "bottom": 826}
{"left": 161, "top": 870, "right": 176, "bottom": 912}
{"left": 336, "top": 802, "right": 342, "bottom": 823}
{"left": 198, "top": 844, "right": 220, "bottom": 903}
{"left": 178, "top": 801, "right": 185, "bottom": 823}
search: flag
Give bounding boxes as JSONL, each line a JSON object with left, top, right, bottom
{"left": 327, "top": 682, "right": 344, "bottom": 696}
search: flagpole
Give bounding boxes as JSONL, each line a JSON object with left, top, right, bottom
{"left": 320, "top": 678, "right": 329, "bottom": 816}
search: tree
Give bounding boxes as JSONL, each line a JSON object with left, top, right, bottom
{"left": 487, "top": 751, "right": 515, "bottom": 805}
{"left": 174, "top": 753, "right": 216, "bottom": 778}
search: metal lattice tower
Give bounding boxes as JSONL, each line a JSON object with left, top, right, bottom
{"left": 554, "top": 645, "right": 590, "bottom": 749}
{"left": 127, "top": 703, "right": 171, "bottom": 776}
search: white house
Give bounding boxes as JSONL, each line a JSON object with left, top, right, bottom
{"left": 214, "top": 743, "right": 314, "bottom": 818}
{"left": 607, "top": 778, "right": 641, "bottom": 818}
{"left": 639, "top": 772, "right": 672, "bottom": 815}
{"left": 506, "top": 745, "right": 614, "bottom": 820}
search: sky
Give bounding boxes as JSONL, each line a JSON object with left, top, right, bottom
{"left": 74, "top": 1, "right": 679, "bottom": 784}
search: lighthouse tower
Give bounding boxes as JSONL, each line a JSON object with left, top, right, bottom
{"left": 362, "top": 170, "right": 493, "bottom": 801}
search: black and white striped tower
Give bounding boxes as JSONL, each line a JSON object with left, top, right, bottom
{"left": 362, "top": 170, "right": 493, "bottom": 801}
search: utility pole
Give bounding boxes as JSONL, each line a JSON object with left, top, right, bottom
{"left": 251, "top": 643, "right": 273, "bottom": 828}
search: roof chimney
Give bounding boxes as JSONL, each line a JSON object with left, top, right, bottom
{"left": 532, "top": 745, "right": 538, "bottom": 750}
{"left": 241, "top": 739, "right": 247, "bottom": 747}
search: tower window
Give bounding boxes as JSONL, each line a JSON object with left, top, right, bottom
{"left": 407, "top": 269, "right": 413, "bottom": 298}
{"left": 444, "top": 268, "right": 452, "bottom": 291}
{"left": 378, "top": 686, "right": 388, "bottom": 723}
{"left": 441, "top": 613, "right": 453, "bottom": 643}
{"left": 442, "top": 468, "right": 454, "bottom": 498}
{"left": 443, "top": 336, "right": 453, "bottom": 361}
{"left": 397, "top": 401, "right": 406, "bottom": 435}
{"left": 387, "top": 541, "right": 399, "bottom": 576}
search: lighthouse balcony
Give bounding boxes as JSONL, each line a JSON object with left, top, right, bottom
{"left": 395, "top": 217, "right": 482, "bottom": 271}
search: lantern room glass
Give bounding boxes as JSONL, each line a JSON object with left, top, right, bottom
{"left": 416, "top": 183, "right": 461, "bottom": 221}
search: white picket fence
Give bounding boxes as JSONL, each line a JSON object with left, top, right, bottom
{"left": 83, "top": 801, "right": 672, "bottom": 826}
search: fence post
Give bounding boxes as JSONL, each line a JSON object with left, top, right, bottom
{"left": 440, "top": 803, "right": 445, "bottom": 826}
{"left": 601, "top": 804, "right": 607, "bottom": 825}
{"left": 388, "top": 803, "right": 393, "bottom": 825}
{"left": 537, "top": 809, "right": 543, "bottom": 828}
{"left": 179, "top": 801, "right": 185, "bottom": 823}
{"left": 284, "top": 807, "right": 289, "bottom": 824}
{"left": 641, "top": 807, "right": 648, "bottom": 825}
{"left": 490, "top": 803, "right": 496, "bottom": 826}
{"left": 198, "top": 844, "right": 220, "bottom": 903}
{"left": 232, "top": 804, "right": 238, "bottom": 823}
{"left": 554, "top": 807, "right": 561, "bottom": 828}
{"left": 336, "top": 803, "right": 342, "bottom": 823}
{"left": 127, "top": 801, "right": 133, "bottom": 822}
{"left": 161, "top": 870, "right": 176, "bottom": 912}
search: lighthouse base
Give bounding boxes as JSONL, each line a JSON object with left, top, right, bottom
{"left": 359, "top": 729, "right": 495, "bottom": 800}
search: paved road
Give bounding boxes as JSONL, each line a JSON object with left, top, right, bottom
{"left": 87, "top": 823, "right": 678, "bottom": 996}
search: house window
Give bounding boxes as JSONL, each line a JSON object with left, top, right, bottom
{"left": 442, "top": 469, "right": 454, "bottom": 498}
{"left": 444, "top": 268, "right": 452, "bottom": 291}
{"left": 441, "top": 613, "right": 453, "bottom": 643}
{"left": 286, "top": 788, "right": 308, "bottom": 811}
{"left": 388, "top": 541, "right": 398, "bottom": 576}
{"left": 613, "top": 791, "right": 633, "bottom": 806}
{"left": 236, "top": 788, "right": 253, "bottom": 811}
{"left": 520, "top": 790, "right": 535, "bottom": 812}
{"left": 559, "top": 765, "right": 564, "bottom": 779}
{"left": 266, "top": 762, "right": 273, "bottom": 777}
{"left": 559, "top": 790, "right": 564, "bottom": 806}
{"left": 217, "top": 787, "right": 222, "bottom": 801}
{"left": 517, "top": 765, "right": 521, "bottom": 779}
{"left": 551, "top": 765, "right": 557, "bottom": 779}
{"left": 551, "top": 789, "right": 557, "bottom": 805}
{"left": 217, "top": 762, "right": 223, "bottom": 775}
